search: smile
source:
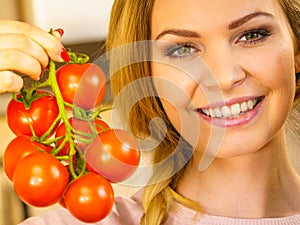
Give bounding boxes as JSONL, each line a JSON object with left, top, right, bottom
{"left": 198, "top": 97, "right": 263, "bottom": 118}
{"left": 195, "top": 96, "right": 264, "bottom": 127}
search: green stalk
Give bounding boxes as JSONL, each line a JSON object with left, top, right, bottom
{"left": 74, "top": 144, "right": 87, "bottom": 177}
{"left": 40, "top": 114, "right": 61, "bottom": 141}
{"left": 48, "top": 60, "right": 78, "bottom": 179}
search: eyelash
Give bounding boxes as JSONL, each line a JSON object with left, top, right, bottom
{"left": 237, "top": 28, "right": 272, "bottom": 45}
{"left": 164, "top": 42, "right": 199, "bottom": 58}
{"left": 164, "top": 28, "right": 272, "bottom": 58}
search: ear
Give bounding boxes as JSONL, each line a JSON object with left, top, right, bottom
{"left": 296, "top": 51, "right": 300, "bottom": 73}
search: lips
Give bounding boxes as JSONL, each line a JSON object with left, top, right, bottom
{"left": 195, "top": 96, "right": 264, "bottom": 127}
{"left": 198, "top": 97, "right": 263, "bottom": 118}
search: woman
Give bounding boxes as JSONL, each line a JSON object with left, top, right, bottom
{"left": 2, "top": 0, "right": 300, "bottom": 224}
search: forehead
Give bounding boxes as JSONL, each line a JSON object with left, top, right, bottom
{"left": 151, "top": 0, "right": 283, "bottom": 34}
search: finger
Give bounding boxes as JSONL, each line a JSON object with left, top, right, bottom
{"left": 0, "top": 34, "right": 49, "bottom": 69}
{"left": 0, "top": 49, "right": 42, "bottom": 80}
{"left": 0, "top": 20, "right": 64, "bottom": 62}
{"left": 53, "top": 28, "right": 64, "bottom": 39}
{"left": 0, "top": 71, "right": 23, "bottom": 93}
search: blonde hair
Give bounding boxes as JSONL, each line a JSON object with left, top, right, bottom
{"left": 106, "top": 0, "right": 300, "bottom": 224}
{"left": 278, "top": 0, "right": 300, "bottom": 106}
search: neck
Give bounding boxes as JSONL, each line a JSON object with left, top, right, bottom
{"left": 177, "top": 128, "right": 300, "bottom": 218}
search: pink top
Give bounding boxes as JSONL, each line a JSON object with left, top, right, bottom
{"left": 19, "top": 189, "right": 300, "bottom": 225}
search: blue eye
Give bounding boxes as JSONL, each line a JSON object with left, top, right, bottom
{"left": 164, "top": 43, "right": 197, "bottom": 58}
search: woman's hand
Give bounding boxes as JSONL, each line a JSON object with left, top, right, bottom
{"left": 0, "top": 20, "right": 67, "bottom": 93}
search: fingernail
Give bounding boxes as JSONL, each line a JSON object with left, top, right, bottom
{"left": 54, "top": 28, "right": 64, "bottom": 37}
{"left": 39, "top": 72, "right": 43, "bottom": 79}
{"left": 61, "top": 48, "right": 70, "bottom": 62}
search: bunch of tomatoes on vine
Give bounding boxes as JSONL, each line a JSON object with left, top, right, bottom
{"left": 3, "top": 40, "right": 140, "bottom": 223}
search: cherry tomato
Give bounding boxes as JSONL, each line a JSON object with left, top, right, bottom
{"left": 55, "top": 117, "right": 110, "bottom": 155}
{"left": 85, "top": 129, "right": 140, "bottom": 182}
{"left": 6, "top": 92, "right": 59, "bottom": 137}
{"left": 13, "top": 152, "right": 70, "bottom": 207}
{"left": 56, "top": 63, "right": 106, "bottom": 109}
{"left": 3, "top": 135, "right": 52, "bottom": 181}
{"left": 64, "top": 173, "right": 114, "bottom": 223}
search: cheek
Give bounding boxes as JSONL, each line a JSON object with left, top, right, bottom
{"left": 160, "top": 98, "right": 213, "bottom": 158}
{"left": 151, "top": 63, "right": 202, "bottom": 139}
{"left": 151, "top": 63, "right": 195, "bottom": 107}
{"left": 267, "top": 49, "right": 296, "bottom": 127}
{"left": 270, "top": 52, "right": 295, "bottom": 92}
{"left": 244, "top": 45, "right": 296, "bottom": 94}
{"left": 151, "top": 60, "right": 213, "bottom": 109}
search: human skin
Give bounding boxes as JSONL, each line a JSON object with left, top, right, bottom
{"left": 151, "top": 0, "right": 300, "bottom": 218}
{"left": 0, "top": 20, "right": 64, "bottom": 93}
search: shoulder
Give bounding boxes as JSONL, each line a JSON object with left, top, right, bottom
{"left": 108, "top": 189, "right": 144, "bottom": 224}
{"left": 19, "top": 189, "right": 144, "bottom": 225}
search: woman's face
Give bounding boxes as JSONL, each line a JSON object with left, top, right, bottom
{"left": 150, "top": 0, "right": 300, "bottom": 159}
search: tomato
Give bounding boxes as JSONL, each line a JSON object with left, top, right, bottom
{"left": 3, "top": 135, "right": 52, "bottom": 181}
{"left": 64, "top": 173, "right": 114, "bottom": 223}
{"left": 55, "top": 117, "right": 110, "bottom": 155}
{"left": 56, "top": 63, "right": 106, "bottom": 109}
{"left": 13, "top": 152, "right": 70, "bottom": 207}
{"left": 6, "top": 92, "right": 59, "bottom": 137}
{"left": 85, "top": 129, "right": 140, "bottom": 182}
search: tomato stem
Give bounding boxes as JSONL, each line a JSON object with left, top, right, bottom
{"left": 48, "top": 60, "right": 79, "bottom": 179}
{"left": 74, "top": 144, "right": 87, "bottom": 177}
{"left": 90, "top": 106, "right": 113, "bottom": 121}
{"left": 40, "top": 136, "right": 62, "bottom": 146}
{"left": 52, "top": 136, "right": 68, "bottom": 155}
{"left": 27, "top": 121, "right": 37, "bottom": 137}
{"left": 67, "top": 49, "right": 90, "bottom": 64}
{"left": 40, "top": 115, "right": 61, "bottom": 141}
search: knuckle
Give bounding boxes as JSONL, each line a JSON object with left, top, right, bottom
{"left": 4, "top": 49, "right": 20, "bottom": 68}
{"left": 15, "top": 21, "right": 36, "bottom": 35}
{"left": 15, "top": 34, "right": 33, "bottom": 50}
{"left": 1, "top": 50, "right": 41, "bottom": 77}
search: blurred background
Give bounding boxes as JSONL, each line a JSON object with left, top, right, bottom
{"left": 0, "top": 1, "right": 140, "bottom": 224}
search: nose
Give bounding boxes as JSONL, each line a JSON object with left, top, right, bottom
{"left": 204, "top": 44, "right": 246, "bottom": 92}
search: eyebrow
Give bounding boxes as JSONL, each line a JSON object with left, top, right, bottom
{"left": 155, "top": 11, "right": 275, "bottom": 40}
{"left": 155, "top": 29, "right": 201, "bottom": 40}
{"left": 228, "top": 11, "right": 275, "bottom": 30}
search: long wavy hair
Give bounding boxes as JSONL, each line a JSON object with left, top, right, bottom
{"left": 106, "top": 0, "right": 300, "bottom": 224}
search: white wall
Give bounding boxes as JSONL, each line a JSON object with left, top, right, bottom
{"left": 0, "top": 0, "right": 113, "bottom": 44}
{"left": 20, "top": 0, "right": 114, "bottom": 44}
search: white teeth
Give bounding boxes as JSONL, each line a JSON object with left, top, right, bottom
{"left": 213, "top": 108, "right": 222, "bottom": 118}
{"left": 240, "top": 102, "right": 248, "bottom": 112}
{"left": 209, "top": 109, "right": 215, "bottom": 117}
{"left": 203, "top": 109, "right": 209, "bottom": 115}
{"left": 247, "top": 100, "right": 254, "bottom": 109}
{"left": 231, "top": 103, "right": 241, "bottom": 116}
{"left": 221, "top": 106, "right": 231, "bottom": 117}
{"left": 201, "top": 98, "right": 259, "bottom": 118}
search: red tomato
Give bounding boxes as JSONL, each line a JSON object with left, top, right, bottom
{"left": 64, "top": 173, "right": 114, "bottom": 223}
{"left": 6, "top": 92, "right": 59, "bottom": 137}
{"left": 13, "top": 152, "right": 70, "bottom": 207}
{"left": 85, "top": 129, "right": 140, "bottom": 182}
{"left": 3, "top": 135, "right": 52, "bottom": 181}
{"left": 56, "top": 63, "right": 106, "bottom": 109}
{"left": 55, "top": 117, "right": 110, "bottom": 155}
